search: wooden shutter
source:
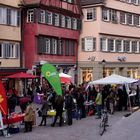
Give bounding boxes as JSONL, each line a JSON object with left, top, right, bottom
{"left": 77, "top": 19, "right": 82, "bottom": 30}
{"left": 17, "top": 10, "right": 21, "bottom": 26}
{"left": 81, "top": 38, "right": 85, "bottom": 51}
{"left": 7, "top": 8, "right": 11, "bottom": 25}
{"left": 93, "top": 38, "right": 96, "bottom": 50}
{"left": 37, "top": 37, "right": 43, "bottom": 54}
{"left": 38, "top": 9, "right": 41, "bottom": 23}
{"left": 52, "top": 13, "right": 55, "bottom": 25}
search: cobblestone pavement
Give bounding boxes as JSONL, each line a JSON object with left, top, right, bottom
{"left": 0, "top": 107, "right": 130, "bottom": 140}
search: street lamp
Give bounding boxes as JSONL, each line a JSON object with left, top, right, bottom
{"left": 101, "top": 59, "right": 106, "bottom": 78}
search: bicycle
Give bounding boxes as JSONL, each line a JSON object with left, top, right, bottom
{"left": 99, "top": 109, "right": 108, "bottom": 136}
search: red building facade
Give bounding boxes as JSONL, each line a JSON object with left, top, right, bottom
{"left": 21, "top": 0, "right": 82, "bottom": 83}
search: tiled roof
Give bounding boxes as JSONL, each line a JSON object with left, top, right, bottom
{"left": 80, "top": 0, "right": 104, "bottom": 6}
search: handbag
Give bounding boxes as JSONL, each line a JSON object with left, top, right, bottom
{"left": 38, "top": 109, "right": 42, "bottom": 117}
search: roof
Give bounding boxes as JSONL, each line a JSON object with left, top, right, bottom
{"left": 80, "top": 0, "right": 104, "bottom": 6}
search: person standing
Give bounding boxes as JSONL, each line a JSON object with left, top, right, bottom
{"left": 39, "top": 96, "right": 48, "bottom": 126}
{"left": 65, "top": 91, "right": 73, "bottom": 125}
{"left": 95, "top": 88, "right": 102, "bottom": 119}
{"left": 24, "top": 101, "right": 34, "bottom": 132}
{"left": 51, "top": 95, "right": 64, "bottom": 127}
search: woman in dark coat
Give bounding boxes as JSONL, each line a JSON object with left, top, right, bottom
{"left": 39, "top": 96, "right": 48, "bottom": 126}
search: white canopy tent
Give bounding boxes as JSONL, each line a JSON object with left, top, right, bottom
{"left": 89, "top": 74, "right": 138, "bottom": 85}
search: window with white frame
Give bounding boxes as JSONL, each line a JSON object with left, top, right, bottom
{"left": 84, "top": 37, "right": 96, "bottom": 51}
{"left": 61, "top": 15, "right": 65, "bottom": 27}
{"left": 54, "top": 14, "right": 60, "bottom": 26}
{"left": 131, "top": 0, "right": 139, "bottom": 5}
{"left": 86, "top": 8, "right": 96, "bottom": 21}
{"left": 100, "top": 38, "right": 108, "bottom": 51}
{"left": 134, "top": 15, "right": 140, "bottom": 26}
{"left": 45, "top": 38, "right": 51, "bottom": 54}
{"left": 120, "top": 12, "right": 127, "bottom": 24}
{"left": 47, "top": 12, "right": 52, "bottom": 25}
{"left": 131, "top": 41, "right": 138, "bottom": 53}
{"left": 66, "top": 17, "right": 71, "bottom": 28}
{"left": 124, "top": 40, "right": 131, "bottom": 53}
{"left": 72, "top": 18, "right": 77, "bottom": 30}
{"left": 40, "top": 10, "right": 45, "bottom": 23}
{"left": 11, "top": 9, "right": 18, "bottom": 26}
{"left": 0, "top": 7, "right": 7, "bottom": 24}
{"left": 58, "top": 39, "right": 63, "bottom": 55}
{"left": 51, "top": 39, "right": 57, "bottom": 54}
{"left": 27, "top": 9, "right": 34, "bottom": 22}
{"left": 116, "top": 40, "right": 123, "bottom": 52}
{"left": 110, "top": 10, "right": 118, "bottom": 23}
{"left": 2, "top": 42, "right": 20, "bottom": 58}
{"left": 127, "top": 13, "right": 133, "bottom": 25}
{"left": 126, "top": 0, "right": 131, "bottom": 3}
{"left": 102, "top": 8, "right": 110, "bottom": 21}
{"left": 108, "top": 39, "right": 115, "bottom": 52}
{"left": 0, "top": 7, "right": 19, "bottom": 26}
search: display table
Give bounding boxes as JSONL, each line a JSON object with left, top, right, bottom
{"left": 3, "top": 113, "right": 25, "bottom": 125}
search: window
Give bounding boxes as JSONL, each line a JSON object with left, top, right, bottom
{"left": 102, "top": 8, "right": 110, "bottom": 21}
{"left": 120, "top": 12, "right": 127, "bottom": 24}
{"left": 86, "top": 8, "right": 96, "bottom": 21}
{"left": 66, "top": 17, "right": 71, "bottom": 28}
{"left": 100, "top": 38, "right": 108, "bottom": 51}
{"left": 127, "top": 13, "right": 133, "bottom": 25}
{"left": 116, "top": 40, "right": 123, "bottom": 52}
{"left": 40, "top": 10, "right": 45, "bottom": 23}
{"left": 54, "top": 14, "right": 60, "bottom": 26}
{"left": 108, "top": 39, "right": 115, "bottom": 52}
{"left": 134, "top": 15, "right": 140, "bottom": 26}
{"left": 0, "top": 7, "right": 19, "bottom": 26}
{"left": 47, "top": 12, "right": 52, "bottom": 25}
{"left": 27, "top": 9, "right": 34, "bottom": 22}
{"left": 44, "top": 38, "right": 51, "bottom": 54}
{"left": 65, "top": 40, "right": 75, "bottom": 56}
{"left": 131, "top": 0, "right": 139, "bottom": 5}
{"left": 127, "top": 68, "right": 138, "bottom": 78}
{"left": 81, "top": 68, "right": 93, "bottom": 83}
{"left": 110, "top": 10, "right": 118, "bottom": 23}
{"left": 124, "top": 40, "right": 131, "bottom": 53}
{"left": 58, "top": 39, "right": 63, "bottom": 55}
{"left": 72, "top": 18, "right": 77, "bottom": 30}
{"left": 2, "top": 42, "right": 20, "bottom": 58}
{"left": 131, "top": 41, "right": 138, "bottom": 53}
{"left": 82, "top": 37, "right": 96, "bottom": 51}
{"left": 51, "top": 39, "right": 57, "bottom": 54}
{"left": 61, "top": 15, "right": 65, "bottom": 27}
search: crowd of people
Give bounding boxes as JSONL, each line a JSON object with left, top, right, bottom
{"left": 5, "top": 81, "right": 140, "bottom": 133}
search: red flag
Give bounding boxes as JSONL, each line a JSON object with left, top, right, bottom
{"left": 0, "top": 81, "right": 8, "bottom": 116}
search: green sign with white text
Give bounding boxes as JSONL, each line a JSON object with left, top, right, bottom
{"left": 41, "top": 63, "right": 62, "bottom": 95}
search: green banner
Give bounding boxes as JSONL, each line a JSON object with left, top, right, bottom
{"left": 41, "top": 63, "right": 62, "bottom": 95}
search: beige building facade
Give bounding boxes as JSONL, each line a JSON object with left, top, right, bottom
{"left": 78, "top": 0, "right": 140, "bottom": 84}
{"left": 0, "top": 0, "right": 26, "bottom": 78}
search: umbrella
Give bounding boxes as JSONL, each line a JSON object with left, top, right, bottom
{"left": 59, "top": 73, "right": 72, "bottom": 84}
{"left": 89, "top": 74, "right": 138, "bottom": 85}
{"left": 6, "top": 72, "right": 37, "bottom": 79}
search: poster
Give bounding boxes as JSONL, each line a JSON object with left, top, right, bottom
{"left": 0, "top": 111, "right": 4, "bottom": 130}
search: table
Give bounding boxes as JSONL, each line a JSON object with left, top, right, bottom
{"left": 3, "top": 114, "right": 25, "bottom": 125}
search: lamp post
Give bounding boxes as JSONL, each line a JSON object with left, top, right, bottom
{"left": 101, "top": 59, "right": 106, "bottom": 78}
